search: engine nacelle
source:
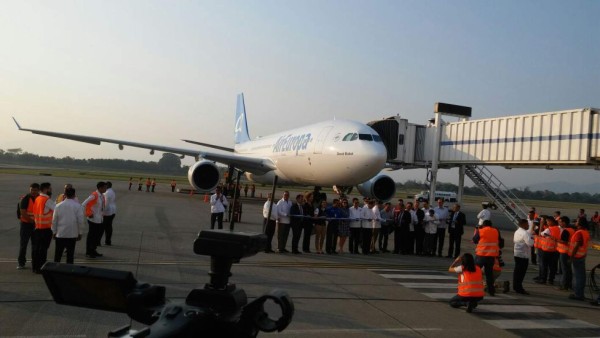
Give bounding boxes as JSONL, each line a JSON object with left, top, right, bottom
{"left": 356, "top": 174, "right": 396, "bottom": 202}
{"left": 187, "top": 160, "right": 221, "bottom": 192}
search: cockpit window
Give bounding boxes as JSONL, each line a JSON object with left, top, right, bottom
{"left": 372, "top": 134, "right": 382, "bottom": 142}
{"left": 358, "top": 133, "right": 373, "bottom": 141}
{"left": 343, "top": 133, "right": 358, "bottom": 141}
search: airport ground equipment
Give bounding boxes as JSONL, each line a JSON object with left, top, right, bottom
{"left": 369, "top": 107, "right": 600, "bottom": 226}
{"left": 41, "top": 230, "right": 294, "bottom": 338}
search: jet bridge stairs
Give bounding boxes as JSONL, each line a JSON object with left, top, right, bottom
{"left": 465, "top": 165, "right": 529, "bottom": 228}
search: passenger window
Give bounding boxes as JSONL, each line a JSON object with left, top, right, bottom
{"left": 358, "top": 134, "right": 373, "bottom": 141}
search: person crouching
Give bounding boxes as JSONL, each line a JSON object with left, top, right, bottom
{"left": 449, "top": 253, "right": 485, "bottom": 313}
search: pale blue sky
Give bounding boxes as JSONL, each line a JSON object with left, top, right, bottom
{"left": 1, "top": 0, "right": 599, "bottom": 189}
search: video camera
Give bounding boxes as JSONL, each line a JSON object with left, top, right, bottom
{"left": 41, "top": 230, "right": 294, "bottom": 338}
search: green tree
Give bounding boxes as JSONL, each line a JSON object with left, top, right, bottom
{"left": 157, "top": 153, "right": 182, "bottom": 171}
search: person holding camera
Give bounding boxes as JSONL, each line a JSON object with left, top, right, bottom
{"left": 449, "top": 253, "right": 485, "bottom": 313}
{"left": 210, "top": 186, "right": 228, "bottom": 230}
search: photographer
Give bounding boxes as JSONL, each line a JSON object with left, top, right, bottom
{"left": 210, "top": 186, "right": 228, "bottom": 230}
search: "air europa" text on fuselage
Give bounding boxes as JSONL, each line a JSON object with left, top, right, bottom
{"left": 272, "top": 133, "right": 312, "bottom": 154}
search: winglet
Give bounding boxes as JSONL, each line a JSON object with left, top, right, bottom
{"left": 234, "top": 93, "right": 251, "bottom": 144}
{"left": 12, "top": 117, "right": 22, "bottom": 130}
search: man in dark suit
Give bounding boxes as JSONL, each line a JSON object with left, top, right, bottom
{"left": 289, "top": 194, "right": 305, "bottom": 254}
{"left": 447, "top": 204, "right": 466, "bottom": 258}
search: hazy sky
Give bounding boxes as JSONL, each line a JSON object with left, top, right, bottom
{"left": 1, "top": 1, "right": 599, "bottom": 189}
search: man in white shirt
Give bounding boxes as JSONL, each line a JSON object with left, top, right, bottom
{"left": 277, "top": 191, "right": 292, "bottom": 253}
{"left": 102, "top": 181, "right": 117, "bottom": 246}
{"left": 82, "top": 182, "right": 107, "bottom": 258}
{"left": 262, "top": 193, "right": 277, "bottom": 253}
{"left": 52, "top": 187, "right": 83, "bottom": 264}
{"left": 348, "top": 198, "right": 363, "bottom": 254}
{"left": 433, "top": 198, "right": 450, "bottom": 257}
{"left": 210, "top": 186, "right": 228, "bottom": 229}
{"left": 513, "top": 218, "right": 534, "bottom": 294}
{"left": 477, "top": 204, "right": 491, "bottom": 226}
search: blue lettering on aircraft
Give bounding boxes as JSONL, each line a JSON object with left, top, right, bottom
{"left": 273, "top": 133, "right": 312, "bottom": 155}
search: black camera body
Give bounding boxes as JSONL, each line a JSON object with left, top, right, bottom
{"left": 42, "top": 230, "right": 294, "bottom": 338}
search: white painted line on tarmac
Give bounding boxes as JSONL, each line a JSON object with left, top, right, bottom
{"left": 483, "top": 319, "right": 599, "bottom": 329}
{"left": 380, "top": 274, "right": 455, "bottom": 279}
{"left": 398, "top": 282, "right": 456, "bottom": 288}
{"left": 422, "top": 292, "right": 456, "bottom": 299}
{"left": 278, "top": 327, "right": 442, "bottom": 334}
{"left": 422, "top": 293, "right": 516, "bottom": 300}
{"left": 475, "top": 305, "right": 553, "bottom": 313}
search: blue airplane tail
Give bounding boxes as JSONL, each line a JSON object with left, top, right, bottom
{"left": 235, "top": 93, "right": 251, "bottom": 144}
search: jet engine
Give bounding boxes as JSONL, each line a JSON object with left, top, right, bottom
{"left": 187, "top": 160, "right": 221, "bottom": 192}
{"left": 356, "top": 174, "right": 396, "bottom": 202}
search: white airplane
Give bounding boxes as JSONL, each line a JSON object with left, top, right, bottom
{"left": 13, "top": 94, "right": 396, "bottom": 200}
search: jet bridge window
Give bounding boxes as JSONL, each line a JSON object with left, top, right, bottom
{"left": 358, "top": 134, "right": 373, "bottom": 141}
{"left": 343, "top": 133, "right": 358, "bottom": 141}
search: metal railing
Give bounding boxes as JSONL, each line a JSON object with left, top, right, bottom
{"left": 465, "top": 165, "right": 529, "bottom": 228}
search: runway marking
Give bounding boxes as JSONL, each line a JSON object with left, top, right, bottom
{"left": 398, "top": 282, "right": 456, "bottom": 288}
{"left": 484, "top": 319, "right": 599, "bottom": 329}
{"left": 475, "top": 305, "right": 553, "bottom": 313}
{"left": 380, "top": 273, "right": 455, "bottom": 280}
{"left": 373, "top": 268, "right": 600, "bottom": 337}
{"left": 422, "top": 292, "right": 516, "bottom": 300}
{"left": 277, "top": 327, "right": 442, "bottom": 334}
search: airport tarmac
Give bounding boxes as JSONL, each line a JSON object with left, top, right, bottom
{"left": 0, "top": 174, "right": 599, "bottom": 338}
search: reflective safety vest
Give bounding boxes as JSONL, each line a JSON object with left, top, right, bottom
{"left": 33, "top": 195, "right": 53, "bottom": 229}
{"left": 569, "top": 230, "right": 590, "bottom": 259}
{"left": 458, "top": 266, "right": 485, "bottom": 297}
{"left": 19, "top": 194, "right": 36, "bottom": 223}
{"left": 493, "top": 257, "right": 502, "bottom": 272}
{"left": 539, "top": 226, "right": 561, "bottom": 252}
{"left": 557, "top": 228, "right": 575, "bottom": 254}
{"left": 534, "top": 235, "right": 542, "bottom": 249}
{"left": 84, "top": 191, "right": 101, "bottom": 218}
{"left": 475, "top": 227, "right": 500, "bottom": 257}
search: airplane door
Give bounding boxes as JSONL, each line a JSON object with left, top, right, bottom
{"left": 313, "top": 126, "right": 333, "bottom": 154}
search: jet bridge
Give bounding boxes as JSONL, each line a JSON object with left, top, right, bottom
{"left": 369, "top": 107, "right": 600, "bottom": 226}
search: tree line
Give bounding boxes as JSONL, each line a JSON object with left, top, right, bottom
{"left": 2, "top": 149, "right": 598, "bottom": 203}
{"left": 0, "top": 149, "right": 187, "bottom": 175}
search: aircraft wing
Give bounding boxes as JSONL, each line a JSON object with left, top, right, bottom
{"left": 12, "top": 117, "right": 275, "bottom": 174}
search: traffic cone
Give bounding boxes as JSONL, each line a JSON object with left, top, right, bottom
{"left": 204, "top": 193, "right": 209, "bottom": 203}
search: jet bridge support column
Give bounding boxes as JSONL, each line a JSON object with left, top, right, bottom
{"left": 457, "top": 165, "right": 465, "bottom": 204}
{"left": 428, "top": 111, "right": 443, "bottom": 204}
{"left": 457, "top": 116, "right": 469, "bottom": 204}
{"left": 430, "top": 103, "right": 472, "bottom": 205}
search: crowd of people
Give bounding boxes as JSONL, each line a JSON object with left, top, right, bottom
{"left": 17, "top": 181, "right": 117, "bottom": 273}
{"left": 262, "top": 192, "right": 468, "bottom": 258}
{"left": 260, "top": 191, "right": 599, "bottom": 310}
